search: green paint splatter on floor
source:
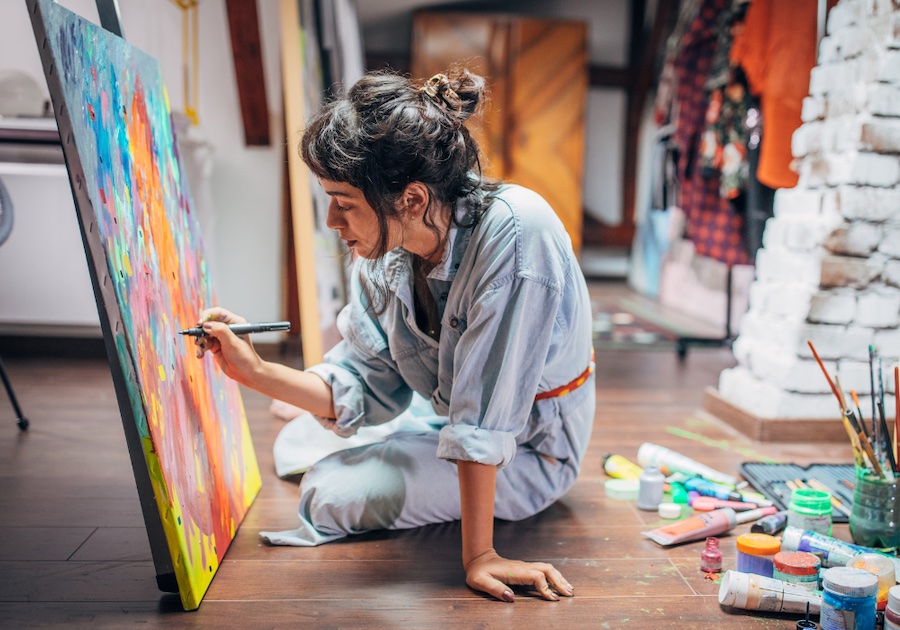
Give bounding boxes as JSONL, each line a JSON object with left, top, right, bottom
{"left": 665, "top": 425, "right": 780, "bottom": 463}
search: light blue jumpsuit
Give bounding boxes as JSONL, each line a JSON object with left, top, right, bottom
{"left": 260, "top": 185, "right": 595, "bottom": 546}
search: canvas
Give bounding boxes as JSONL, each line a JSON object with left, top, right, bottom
{"left": 28, "top": 0, "right": 262, "bottom": 610}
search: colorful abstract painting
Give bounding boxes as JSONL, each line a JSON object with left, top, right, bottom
{"left": 29, "top": 0, "right": 261, "bottom": 610}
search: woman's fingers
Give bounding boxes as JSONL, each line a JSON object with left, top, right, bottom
{"left": 197, "top": 306, "right": 247, "bottom": 326}
{"left": 467, "top": 573, "right": 515, "bottom": 603}
{"left": 540, "top": 563, "right": 574, "bottom": 597}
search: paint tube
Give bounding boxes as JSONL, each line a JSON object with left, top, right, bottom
{"left": 602, "top": 453, "right": 643, "bottom": 480}
{"left": 643, "top": 508, "right": 738, "bottom": 546}
{"left": 684, "top": 477, "right": 743, "bottom": 502}
{"left": 642, "top": 506, "right": 778, "bottom": 547}
{"left": 781, "top": 527, "right": 900, "bottom": 575}
{"left": 750, "top": 510, "right": 789, "bottom": 535}
{"left": 637, "top": 443, "right": 738, "bottom": 486}
{"left": 691, "top": 496, "right": 758, "bottom": 512}
{"left": 718, "top": 570, "right": 822, "bottom": 615}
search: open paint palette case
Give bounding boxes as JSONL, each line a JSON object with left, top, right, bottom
{"left": 739, "top": 462, "right": 856, "bottom": 523}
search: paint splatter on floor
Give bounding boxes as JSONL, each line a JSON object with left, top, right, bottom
{"left": 665, "top": 425, "right": 780, "bottom": 463}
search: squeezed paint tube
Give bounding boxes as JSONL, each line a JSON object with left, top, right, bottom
{"left": 642, "top": 506, "right": 776, "bottom": 546}
{"left": 718, "top": 570, "right": 822, "bottom": 615}
{"left": 781, "top": 526, "right": 900, "bottom": 575}
{"left": 750, "top": 510, "right": 789, "bottom": 535}
{"left": 637, "top": 443, "right": 738, "bottom": 486}
{"left": 602, "top": 453, "right": 643, "bottom": 480}
{"left": 691, "top": 496, "right": 758, "bottom": 512}
{"left": 684, "top": 477, "right": 743, "bottom": 501}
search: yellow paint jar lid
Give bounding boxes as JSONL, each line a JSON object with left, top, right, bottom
{"left": 736, "top": 533, "right": 781, "bottom": 556}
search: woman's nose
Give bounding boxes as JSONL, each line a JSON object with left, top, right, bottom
{"left": 325, "top": 201, "right": 342, "bottom": 229}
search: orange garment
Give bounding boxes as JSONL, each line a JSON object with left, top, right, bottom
{"left": 730, "top": 0, "right": 820, "bottom": 189}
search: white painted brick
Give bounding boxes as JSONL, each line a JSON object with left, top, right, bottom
{"left": 824, "top": 221, "right": 882, "bottom": 256}
{"left": 802, "top": 96, "right": 826, "bottom": 122}
{"left": 884, "top": 259, "right": 900, "bottom": 287}
{"left": 868, "top": 83, "right": 900, "bottom": 117}
{"left": 772, "top": 391, "right": 850, "bottom": 418}
{"left": 820, "top": 254, "right": 883, "bottom": 288}
{"left": 856, "top": 290, "right": 900, "bottom": 327}
{"left": 877, "top": 49, "right": 900, "bottom": 83}
{"left": 798, "top": 155, "right": 832, "bottom": 188}
{"left": 864, "top": 0, "right": 895, "bottom": 19}
{"left": 738, "top": 311, "right": 805, "bottom": 356}
{"left": 832, "top": 185, "right": 900, "bottom": 222}
{"left": 809, "top": 291, "right": 858, "bottom": 324}
{"left": 731, "top": 333, "right": 752, "bottom": 366}
{"left": 801, "top": 324, "right": 876, "bottom": 361}
{"left": 830, "top": 152, "right": 900, "bottom": 187}
{"left": 792, "top": 121, "right": 822, "bottom": 158}
{"left": 757, "top": 247, "right": 823, "bottom": 286}
{"left": 827, "top": 86, "right": 870, "bottom": 117}
{"left": 861, "top": 120, "right": 900, "bottom": 152}
{"left": 861, "top": 52, "right": 888, "bottom": 84}
{"left": 831, "top": 24, "right": 881, "bottom": 60}
{"left": 879, "top": 226, "right": 900, "bottom": 258}
{"left": 834, "top": 117, "right": 865, "bottom": 153}
{"left": 774, "top": 188, "right": 823, "bottom": 218}
{"left": 760, "top": 282, "right": 815, "bottom": 321}
{"left": 718, "top": 366, "right": 787, "bottom": 418}
{"left": 829, "top": 1, "right": 864, "bottom": 36}
{"left": 836, "top": 359, "right": 875, "bottom": 395}
{"left": 874, "top": 327, "right": 900, "bottom": 361}
{"left": 819, "top": 35, "right": 841, "bottom": 65}
{"left": 747, "top": 343, "right": 834, "bottom": 394}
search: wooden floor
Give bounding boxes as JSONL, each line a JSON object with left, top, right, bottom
{"left": 0, "top": 284, "right": 854, "bottom": 629}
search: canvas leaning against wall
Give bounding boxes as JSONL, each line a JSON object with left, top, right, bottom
{"left": 27, "top": 0, "right": 262, "bottom": 611}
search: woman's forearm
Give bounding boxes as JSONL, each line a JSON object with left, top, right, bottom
{"left": 246, "top": 361, "right": 336, "bottom": 419}
{"left": 458, "top": 459, "right": 497, "bottom": 567}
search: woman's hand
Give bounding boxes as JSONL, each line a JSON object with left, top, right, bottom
{"left": 464, "top": 548, "right": 574, "bottom": 603}
{"left": 194, "top": 307, "right": 264, "bottom": 386}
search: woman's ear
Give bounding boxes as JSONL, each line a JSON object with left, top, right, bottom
{"left": 401, "top": 182, "right": 430, "bottom": 219}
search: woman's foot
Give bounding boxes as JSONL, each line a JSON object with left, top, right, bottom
{"left": 269, "top": 399, "right": 304, "bottom": 422}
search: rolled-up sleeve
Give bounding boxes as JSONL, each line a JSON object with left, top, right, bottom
{"left": 306, "top": 304, "right": 413, "bottom": 437}
{"left": 437, "top": 276, "right": 561, "bottom": 468}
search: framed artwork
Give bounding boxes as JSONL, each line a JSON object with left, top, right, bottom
{"left": 28, "top": 0, "right": 262, "bottom": 610}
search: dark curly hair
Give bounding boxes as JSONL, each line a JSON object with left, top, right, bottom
{"left": 300, "top": 67, "right": 500, "bottom": 313}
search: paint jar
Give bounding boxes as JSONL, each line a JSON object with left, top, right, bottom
{"left": 845, "top": 553, "right": 895, "bottom": 611}
{"left": 773, "top": 551, "right": 821, "bottom": 592}
{"left": 637, "top": 465, "right": 665, "bottom": 511}
{"left": 849, "top": 468, "right": 899, "bottom": 550}
{"left": 885, "top": 585, "right": 900, "bottom": 630}
{"left": 788, "top": 488, "right": 833, "bottom": 536}
{"left": 735, "top": 533, "right": 780, "bottom": 578}
{"left": 700, "top": 536, "right": 723, "bottom": 573}
{"left": 819, "top": 567, "right": 878, "bottom": 630}
{"left": 604, "top": 478, "right": 639, "bottom": 501}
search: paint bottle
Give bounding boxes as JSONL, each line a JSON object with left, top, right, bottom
{"left": 819, "top": 567, "right": 877, "bottom": 630}
{"left": 788, "top": 488, "right": 834, "bottom": 536}
{"left": 885, "top": 585, "right": 900, "bottom": 630}
{"left": 637, "top": 442, "right": 738, "bottom": 486}
{"left": 637, "top": 465, "right": 665, "bottom": 511}
{"left": 684, "top": 477, "right": 743, "bottom": 502}
{"left": 700, "top": 536, "right": 723, "bottom": 573}
{"left": 751, "top": 510, "right": 789, "bottom": 535}
{"left": 774, "top": 551, "right": 821, "bottom": 592}
{"left": 735, "top": 533, "right": 781, "bottom": 578}
{"left": 717, "top": 570, "right": 823, "bottom": 615}
{"left": 602, "top": 453, "right": 643, "bottom": 481}
{"left": 845, "top": 553, "right": 895, "bottom": 611}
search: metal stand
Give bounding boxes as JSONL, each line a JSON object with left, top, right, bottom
{"left": 0, "top": 355, "right": 28, "bottom": 430}
{"left": 676, "top": 265, "right": 734, "bottom": 360}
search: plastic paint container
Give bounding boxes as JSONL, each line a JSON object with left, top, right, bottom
{"left": 844, "top": 553, "right": 895, "bottom": 610}
{"left": 788, "top": 488, "right": 833, "bottom": 536}
{"left": 736, "top": 533, "right": 781, "bottom": 578}
{"left": 819, "top": 567, "right": 878, "bottom": 630}
{"left": 637, "top": 465, "right": 665, "bottom": 511}
{"left": 604, "top": 478, "right": 639, "bottom": 501}
{"left": 849, "top": 468, "right": 900, "bottom": 550}
{"left": 885, "top": 584, "right": 900, "bottom": 630}
{"left": 773, "top": 551, "right": 821, "bottom": 592}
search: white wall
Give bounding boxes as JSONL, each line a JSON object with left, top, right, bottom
{"left": 0, "top": 0, "right": 284, "bottom": 334}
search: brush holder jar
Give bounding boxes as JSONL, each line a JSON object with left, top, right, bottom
{"left": 849, "top": 467, "right": 900, "bottom": 551}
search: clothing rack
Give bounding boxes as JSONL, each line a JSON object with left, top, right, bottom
{"left": 675, "top": 265, "right": 733, "bottom": 360}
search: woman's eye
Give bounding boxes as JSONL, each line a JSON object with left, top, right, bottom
{"left": 337, "top": 204, "right": 350, "bottom": 212}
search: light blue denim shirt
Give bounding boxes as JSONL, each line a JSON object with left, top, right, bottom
{"left": 306, "top": 184, "right": 594, "bottom": 470}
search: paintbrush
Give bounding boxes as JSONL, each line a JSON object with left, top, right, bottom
{"left": 808, "top": 341, "right": 843, "bottom": 410}
{"left": 894, "top": 366, "right": 899, "bottom": 468}
{"left": 869, "top": 346, "right": 878, "bottom": 446}
{"left": 878, "top": 356, "right": 885, "bottom": 464}
{"left": 850, "top": 390, "right": 871, "bottom": 442}
{"left": 877, "top": 398, "right": 897, "bottom": 474}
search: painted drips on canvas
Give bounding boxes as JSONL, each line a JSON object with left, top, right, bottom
{"left": 39, "top": 0, "right": 261, "bottom": 609}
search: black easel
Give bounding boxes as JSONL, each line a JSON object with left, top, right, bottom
{"left": 0, "top": 357, "right": 28, "bottom": 430}
{"left": 675, "top": 265, "right": 734, "bottom": 360}
{"left": 0, "top": 173, "right": 28, "bottom": 430}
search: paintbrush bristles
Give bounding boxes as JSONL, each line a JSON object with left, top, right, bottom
{"left": 833, "top": 374, "right": 849, "bottom": 412}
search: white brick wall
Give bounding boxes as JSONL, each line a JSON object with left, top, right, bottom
{"left": 719, "top": 0, "right": 900, "bottom": 421}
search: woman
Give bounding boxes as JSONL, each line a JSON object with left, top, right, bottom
{"left": 197, "top": 68, "right": 595, "bottom": 603}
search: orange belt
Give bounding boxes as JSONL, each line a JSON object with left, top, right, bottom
{"left": 534, "top": 349, "right": 595, "bottom": 401}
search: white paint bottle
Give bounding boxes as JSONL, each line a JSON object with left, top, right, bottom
{"left": 637, "top": 465, "right": 665, "bottom": 511}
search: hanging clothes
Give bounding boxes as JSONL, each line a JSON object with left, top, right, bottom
{"left": 673, "top": 0, "right": 749, "bottom": 266}
{"left": 729, "top": 0, "right": 820, "bottom": 190}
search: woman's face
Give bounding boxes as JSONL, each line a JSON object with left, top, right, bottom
{"left": 320, "top": 179, "right": 397, "bottom": 259}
